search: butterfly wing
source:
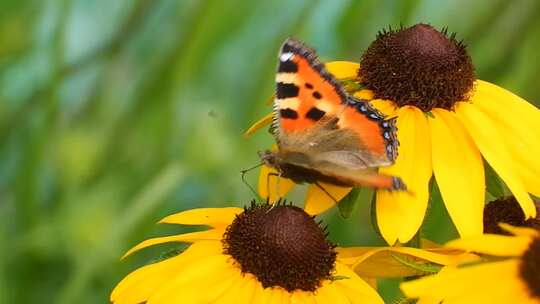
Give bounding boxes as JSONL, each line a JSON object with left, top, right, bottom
{"left": 313, "top": 159, "right": 406, "bottom": 190}
{"left": 333, "top": 95, "right": 399, "bottom": 166}
{"left": 273, "top": 38, "right": 398, "bottom": 169}
{"left": 272, "top": 38, "right": 346, "bottom": 136}
{"left": 276, "top": 149, "right": 406, "bottom": 190}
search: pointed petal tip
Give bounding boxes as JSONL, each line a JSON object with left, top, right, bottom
{"left": 324, "top": 61, "right": 360, "bottom": 79}
{"left": 499, "top": 223, "right": 539, "bottom": 237}
{"left": 304, "top": 184, "right": 351, "bottom": 215}
{"left": 244, "top": 112, "right": 274, "bottom": 137}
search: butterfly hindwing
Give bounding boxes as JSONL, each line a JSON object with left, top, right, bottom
{"left": 316, "top": 165, "right": 405, "bottom": 190}
{"left": 337, "top": 96, "right": 399, "bottom": 164}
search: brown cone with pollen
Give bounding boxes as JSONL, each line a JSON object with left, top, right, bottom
{"left": 520, "top": 238, "right": 540, "bottom": 299}
{"left": 360, "top": 24, "right": 475, "bottom": 111}
{"left": 222, "top": 201, "right": 336, "bottom": 292}
{"left": 483, "top": 196, "right": 540, "bottom": 235}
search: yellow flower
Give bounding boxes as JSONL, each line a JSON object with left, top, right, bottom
{"left": 111, "top": 202, "right": 384, "bottom": 304}
{"left": 248, "top": 24, "right": 540, "bottom": 245}
{"left": 401, "top": 224, "right": 540, "bottom": 304}
{"left": 337, "top": 240, "right": 478, "bottom": 279}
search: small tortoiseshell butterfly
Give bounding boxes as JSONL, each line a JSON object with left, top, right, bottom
{"left": 259, "top": 38, "right": 406, "bottom": 192}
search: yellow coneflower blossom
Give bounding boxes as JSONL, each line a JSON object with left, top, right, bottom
{"left": 401, "top": 224, "right": 540, "bottom": 304}
{"left": 111, "top": 202, "right": 384, "bottom": 304}
{"left": 337, "top": 240, "right": 477, "bottom": 279}
{"left": 248, "top": 24, "right": 540, "bottom": 245}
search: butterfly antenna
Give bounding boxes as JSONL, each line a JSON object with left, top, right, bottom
{"left": 240, "top": 163, "right": 264, "bottom": 200}
{"left": 314, "top": 182, "right": 339, "bottom": 204}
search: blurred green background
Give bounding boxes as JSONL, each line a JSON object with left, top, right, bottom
{"left": 1, "top": 0, "right": 539, "bottom": 303}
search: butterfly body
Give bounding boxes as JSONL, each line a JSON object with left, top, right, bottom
{"left": 260, "top": 38, "right": 406, "bottom": 192}
{"left": 259, "top": 150, "right": 351, "bottom": 187}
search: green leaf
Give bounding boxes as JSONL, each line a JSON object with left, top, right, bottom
{"left": 330, "top": 275, "right": 350, "bottom": 281}
{"left": 370, "top": 189, "right": 383, "bottom": 239}
{"left": 149, "top": 248, "right": 184, "bottom": 264}
{"left": 422, "top": 179, "right": 460, "bottom": 243}
{"left": 404, "top": 231, "right": 421, "bottom": 248}
{"left": 485, "top": 161, "right": 506, "bottom": 198}
{"left": 160, "top": 248, "right": 183, "bottom": 259}
{"left": 338, "top": 187, "right": 361, "bottom": 218}
{"left": 424, "top": 111, "right": 435, "bottom": 118}
{"left": 393, "top": 297, "right": 417, "bottom": 304}
{"left": 391, "top": 253, "right": 443, "bottom": 274}
{"left": 340, "top": 79, "right": 364, "bottom": 93}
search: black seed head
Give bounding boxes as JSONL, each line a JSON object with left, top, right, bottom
{"left": 484, "top": 196, "right": 540, "bottom": 235}
{"left": 360, "top": 23, "right": 475, "bottom": 111}
{"left": 222, "top": 202, "right": 336, "bottom": 292}
{"left": 520, "top": 237, "right": 540, "bottom": 299}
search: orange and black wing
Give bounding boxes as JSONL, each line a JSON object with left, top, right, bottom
{"left": 273, "top": 38, "right": 399, "bottom": 168}
{"left": 335, "top": 95, "right": 399, "bottom": 165}
{"left": 272, "top": 38, "right": 346, "bottom": 136}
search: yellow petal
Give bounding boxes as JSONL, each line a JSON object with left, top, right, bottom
{"left": 224, "top": 274, "right": 258, "bottom": 304}
{"left": 258, "top": 165, "right": 296, "bottom": 203}
{"left": 367, "top": 99, "right": 398, "bottom": 117}
{"left": 147, "top": 254, "right": 232, "bottom": 304}
{"left": 416, "top": 298, "right": 442, "bottom": 304}
{"left": 401, "top": 260, "right": 522, "bottom": 302}
{"left": 362, "top": 277, "right": 377, "bottom": 290}
{"left": 112, "top": 253, "right": 184, "bottom": 304}
{"left": 159, "top": 207, "right": 242, "bottom": 226}
{"left": 471, "top": 81, "right": 540, "bottom": 196}
{"left": 420, "top": 238, "right": 443, "bottom": 249}
{"left": 304, "top": 183, "right": 352, "bottom": 215}
{"left": 474, "top": 80, "right": 540, "bottom": 135}
{"left": 337, "top": 247, "right": 477, "bottom": 278}
{"left": 211, "top": 272, "right": 249, "bottom": 304}
{"left": 244, "top": 112, "right": 274, "bottom": 137}
{"left": 203, "top": 268, "right": 242, "bottom": 303}
{"left": 446, "top": 234, "right": 532, "bottom": 256}
{"left": 333, "top": 262, "right": 385, "bottom": 304}
{"left": 325, "top": 61, "right": 360, "bottom": 79}
{"left": 376, "top": 106, "right": 433, "bottom": 244}
{"left": 112, "top": 241, "right": 221, "bottom": 303}
{"left": 122, "top": 230, "right": 223, "bottom": 258}
{"left": 456, "top": 102, "right": 536, "bottom": 218}
{"left": 444, "top": 275, "right": 536, "bottom": 304}
{"left": 314, "top": 283, "right": 349, "bottom": 304}
{"left": 400, "top": 266, "right": 456, "bottom": 299}
{"left": 266, "top": 287, "right": 290, "bottom": 304}
{"left": 336, "top": 248, "right": 372, "bottom": 266}
{"left": 290, "top": 291, "right": 317, "bottom": 304}
{"left": 251, "top": 282, "right": 285, "bottom": 304}
{"left": 353, "top": 89, "right": 375, "bottom": 100}
{"left": 152, "top": 260, "right": 237, "bottom": 304}
{"left": 429, "top": 109, "right": 485, "bottom": 237}
{"left": 499, "top": 223, "right": 540, "bottom": 237}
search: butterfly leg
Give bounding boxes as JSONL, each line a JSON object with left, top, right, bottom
{"left": 314, "top": 181, "right": 339, "bottom": 204}
{"left": 240, "top": 163, "right": 264, "bottom": 200}
{"left": 266, "top": 172, "right": 284, "bottom": 210}
{"left": 276, "top": 172, "right": 283, "bottom": 200}
{"left": 266, "top": 172, "right": 273, "bottom": 201}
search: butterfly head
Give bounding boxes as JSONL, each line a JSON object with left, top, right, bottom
{"left": 258, "top": 150, "right": 279, "bottom": 169}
